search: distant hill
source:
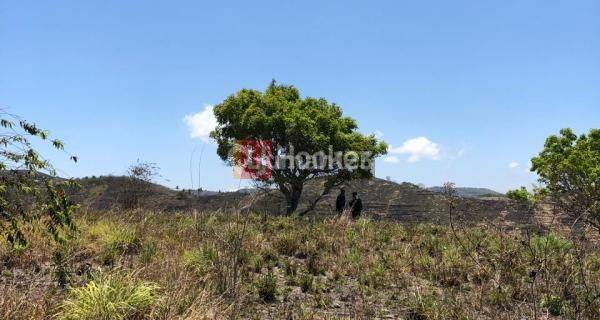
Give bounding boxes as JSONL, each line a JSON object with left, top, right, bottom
{"left": 69, "top": 175, "right": 250, "bottom": 212}
{"left": 5, "top": 173, "right": 573, "bottom": 232}
{"left": 427, "top": 186, "right": 504, "bottom": 198}
{"left": 2, "top": 171, "right": 582, "bottom": 237}
{"left": 244, "top": 178, "right": 531, "bottom": 227}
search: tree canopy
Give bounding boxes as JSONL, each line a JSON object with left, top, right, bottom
{"left": 531, "top": 128, "right": 599, "bottom": 232}
{"left": 211, "top": 81, "right": 387, "bottom": 214}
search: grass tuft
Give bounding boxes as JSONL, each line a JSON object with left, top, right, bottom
{"left": 58, "top": 273, "right": 159, "bottom": 320}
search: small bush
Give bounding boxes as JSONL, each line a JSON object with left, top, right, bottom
{"left": 299, "top": 274, "right": 315, "bottom": 293}
{"left": 530, "top": 234, "right": 573, "bottom": 257}
{"left": 273, "top": 231, "right": 300, "bottom": 256}
{"left": 541, "top": 294, "right": 563, "bottom": 316}
{"left": 405, "top": 291, "right": 462, "bottom": 320}
{"left": 255, "top": 272, "right": 277, "bottom": 302}
{"left": 506, "top": 187, "right": 533, "bottom": 204}
{"left": 359, "top": 260, "right": 388, "bottom": 289}
{"left": 488, "top": 285, "right": 514, "bottom": 307}
{"left": 249, "top": 254, "right": 264, "bottom": 273}
{"left": 58, "top": 273, "right": 159, "bottom": 320}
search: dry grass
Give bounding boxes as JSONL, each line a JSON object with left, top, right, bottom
{"left": 1, "top": 209, "right": 599, "bottom": 319}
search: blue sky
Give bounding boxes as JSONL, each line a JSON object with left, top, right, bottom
{"left": 1, "top": 0, "right": 598, "bottom": 192}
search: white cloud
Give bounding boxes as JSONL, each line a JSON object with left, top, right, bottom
{"left": 183, "top": 105, "right": 217, "bottom": 142}
{"left": 383, "top": 156, "right": 400, "bottom": 163}
{"left": 389, "top": 137, "right": 440, "bottom": 163}
{"left": 509, "top": 161, "right": 520, "bottom": 169}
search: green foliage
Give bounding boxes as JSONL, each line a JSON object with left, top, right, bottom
{"left": 104, "top": 228, "right": 140, "bottom": 254}
{"left": 88, "top": 222, "right": 141, "bottom": 265}
{"left": 4, "top": 210, "right": 600, "bottom": 318}
{"left": 181, "top": 245, "right": 219, "bottom": 276}
{"left": 255, "top": 272, "right": 278, "bottom": 302}
{"left": 531, "top": 128, "right": 600, "bottom": 231}
{"left": 299, "top": 273, "right": 315, "bottom": 293}
{"left": 210, "top": 81, "right": 387, "bottom": 214}
{"left": 54, "top": 248, "right": 71, "bottom": 289}
{"left": 506, "top": 187, "right": 533, "bottom": 203}
{"left": 541, "top": 294, "right": 564, "bottom": 316}
{"left": 249, "top": 254, "right": 264, "bottom": 273}
{"left": 273, "top": 230, "right": 301, "bottom": 256}
{"left": 542, "top": 294, "right": 565, "bottom": 316}
{"left": 405, "top": 291, "right": 465, "bottom": 320}
{"left": 139, "top": 242, "right": 157, "bottom": 264}
{"left": 488, "top": 285, "right": 514, "bottom": 307}
{"left": 58, "top": 273, "right": 159, "bottom": 320}
{"left": 0, "top": 111, "right": 78, "bottom": 253}
{"left": 359, "top": 258, "right": 388, "bottom": 289}
{"left": 530, "top": 234, "right": 573, "bottom": 256}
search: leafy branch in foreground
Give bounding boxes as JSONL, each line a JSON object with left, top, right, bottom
{"left": 0, "top": 110, "right": 78, "bottom": 251}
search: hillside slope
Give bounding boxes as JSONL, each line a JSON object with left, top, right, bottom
{"left": 427, "top": 186, "right": 504, "bottom": 198}
{"left": 250, "top": 178, "right": 533, "bottom": 227}
{"left": 65, "top": 175, "right": 581, "bottom": 234}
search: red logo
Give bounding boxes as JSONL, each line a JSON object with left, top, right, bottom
{"left": 232, "top": 139, "right": 273, "bottom": 180}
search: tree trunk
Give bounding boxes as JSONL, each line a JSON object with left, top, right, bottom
{"left": 285, "top": 183, "right": 303, "bottom": 215}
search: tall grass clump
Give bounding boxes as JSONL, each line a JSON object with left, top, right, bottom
{"left": 58, "top": 273, "right": 159, "bottom": 320}
{"left": 181, "top": 244, "right": 218, "bottom": 276}
{"left": 87, "top": 221, "right": 141, "bottom": 265}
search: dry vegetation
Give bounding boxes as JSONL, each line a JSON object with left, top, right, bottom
{"left": 1, "top": 209, "right": 599, "bottom": 319}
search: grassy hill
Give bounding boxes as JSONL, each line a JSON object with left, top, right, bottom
{"left": 2, "top": 210, "right": 598, "bottom": 319}
{"left": 2, "top": 173, "right": 574, "bottom": 234}
{"left": 70, "top": 175, "right": 250, "bottom": 212}
{"left": 67, "top": 176, "right": 567, "bottom": 232}
{"left": 1, "top": 174, "right": 598, "bottom": 319}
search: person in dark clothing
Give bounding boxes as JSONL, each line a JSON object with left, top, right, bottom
{"left": 349, "top": 192, "right": 363, "bottom": 219}
{"left": 335, "top": 188, "right": 346, "bottom": 215}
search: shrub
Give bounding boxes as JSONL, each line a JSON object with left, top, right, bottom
{"left": 530, "top": 234, "right": 573, "bottom": 256}
{"left": 0, "top": 112, "right": 78, "bottom": 252}
{"left": 405, "top": 291, "right": 458, "bottom": 320}
{"left": 541, "top": 294, "right": 563, "bottom": 316}
{"left": 585, "top": 253, "right": 600, "bottom": 272}
{"left": 58, "top": 273, "right": 159, "bottom": 320}
{"left": 506, "top": 187, "right": 533, "bottom": 204}
{"left": 249, "top": 254, "right": 264, "bottom": 273}
{"left": 273, "top": 231, "right": 300, "bottom": 256}
{"left": 120, "top": 161, "right": 160, "bottom": 209}
{"left": 255, "top": 272, "right": 277, "bottom": 302}
{"left": 488, "top": 285, "right": 514, "bottom": 307}
{"left": 299, "top": 274, "right": 315, "bottom": 293}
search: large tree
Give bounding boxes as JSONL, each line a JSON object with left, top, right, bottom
{"left": 211, "top": 81, "right": 387, "bottom": 215}
{"left": 531, "top": 128, "right": 599, "bottom": 233}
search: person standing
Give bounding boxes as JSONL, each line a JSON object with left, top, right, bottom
{"left": 349, "top": 192, "right": 363, "bottom": 219}
{"left": 335, "top": 188, "right": 346, "bottom": 215}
